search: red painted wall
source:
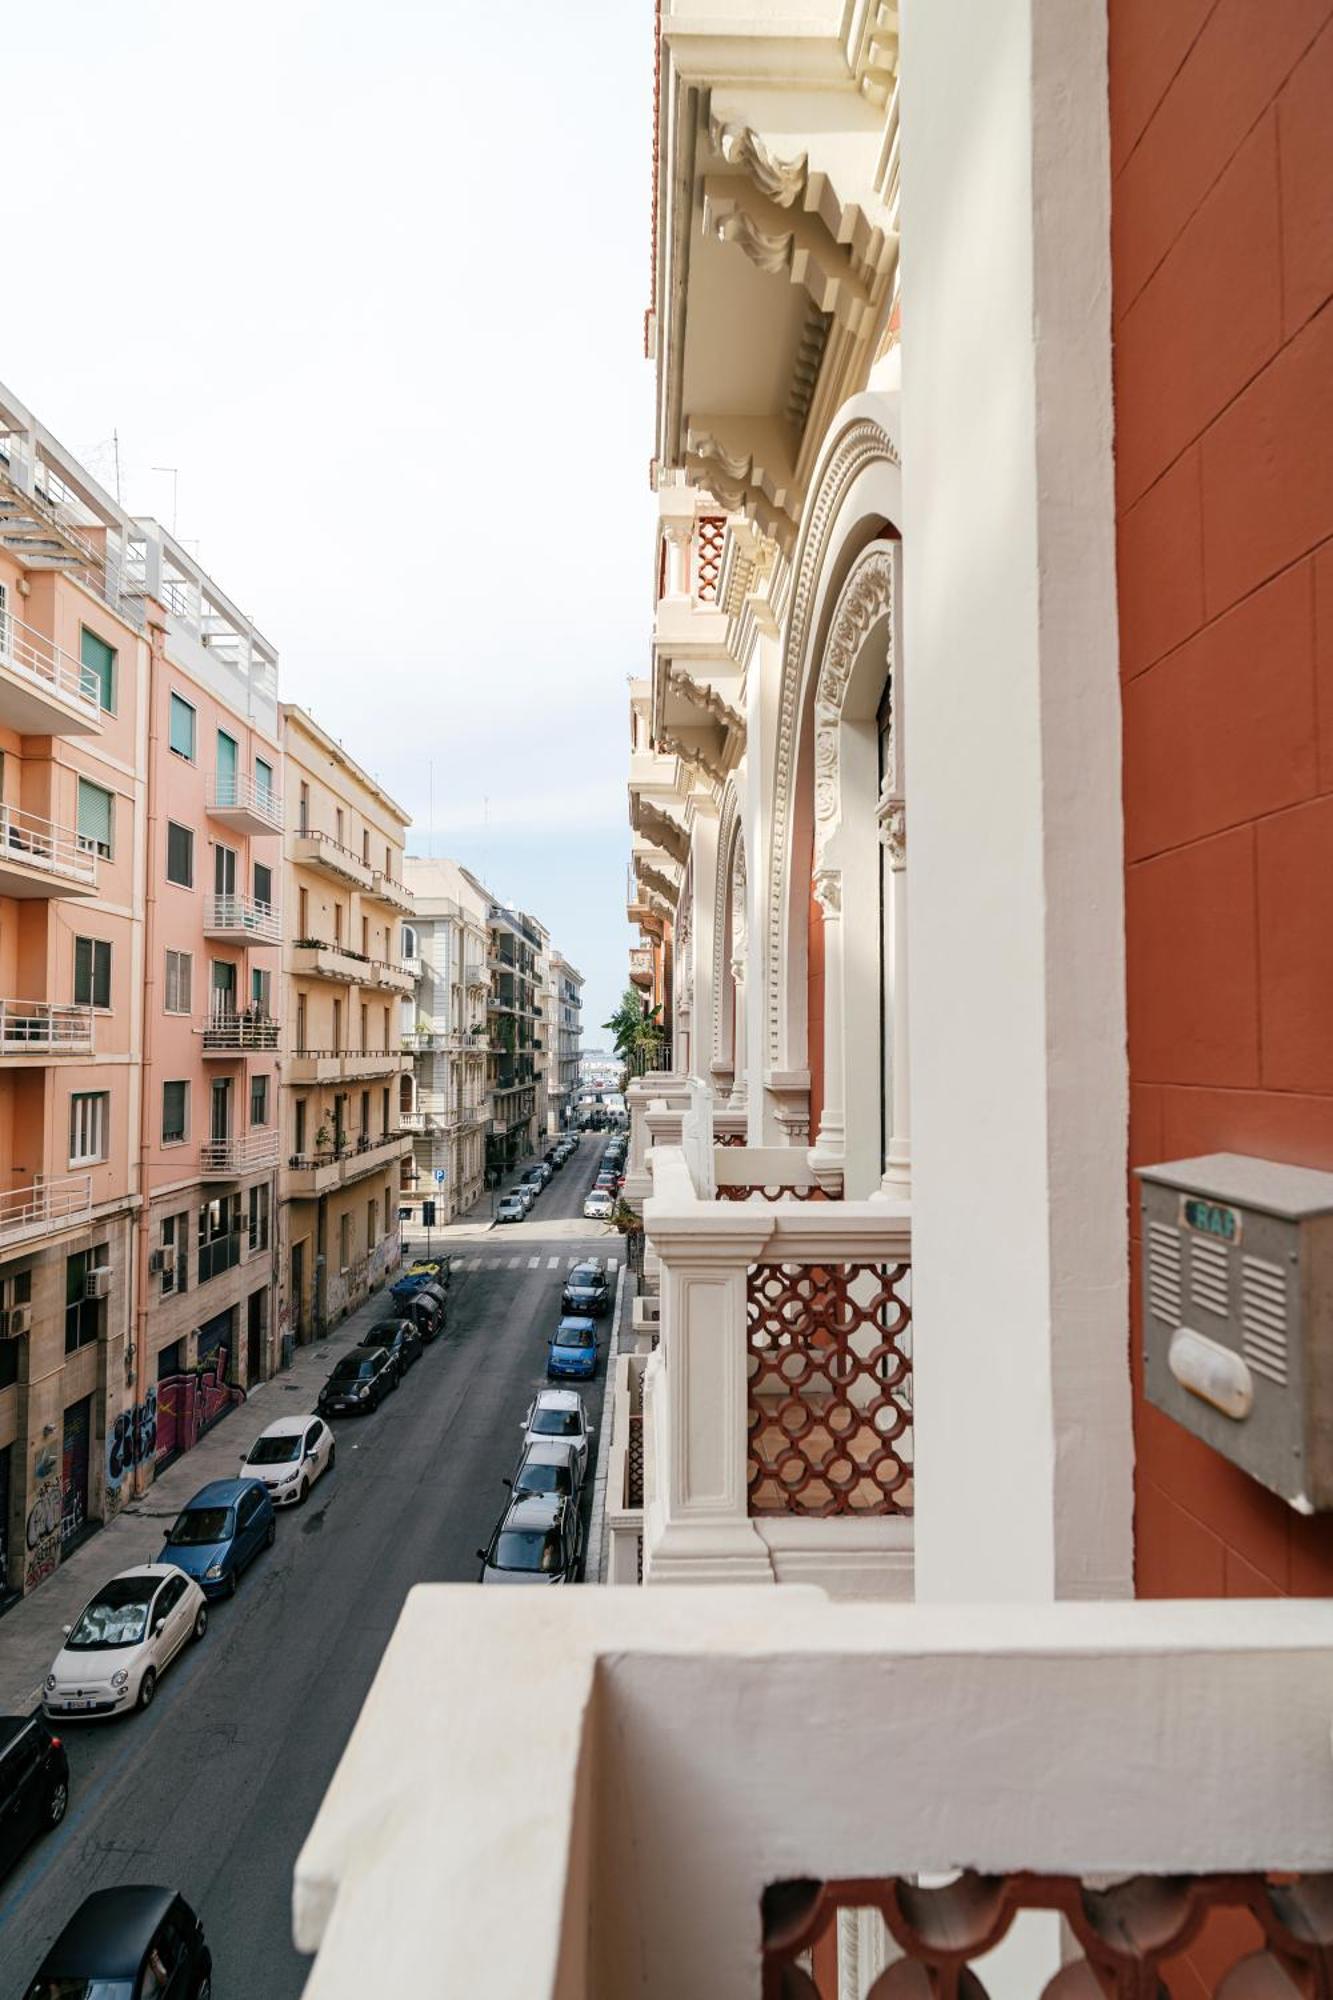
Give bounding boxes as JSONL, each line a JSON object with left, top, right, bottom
{"left": 1111, "top": 0, "right": 1333, "bottom": 1597}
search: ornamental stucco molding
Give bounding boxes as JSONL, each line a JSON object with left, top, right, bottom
{"left": 666, "top": 663, "right": 743, "bottom": 739}
{"left": 708, "top": 113, "right": 808, "bottom": 209}
{"left": 812, "top": 545, "right": 895, "bottom": 874}
{"left": 766, "top": 416, "right": 897, "bottom": 1068}
{"left": 710, "top": 786, "right": 742, "bottom": 1065}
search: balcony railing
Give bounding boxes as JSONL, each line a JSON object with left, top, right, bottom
{"left": 0, "top": 612, "right": 103, "bottom": 734}
{"left": 206, "top": 769, "right": 283, "bottom": 834}
{"left": 370, "top": 868, "right": 412, "bottom": 914}
{"left": 0, "top": 805, "right": 98, "bottom": 896}
{"left": 204, "top": 895, "right": 281, "bottom": 944}
{"left": 291, "top": 940, "right": 373, "bottom": 983}
{"left": 0, "top": 999, "right": 94, "bottom": 1057}
{"left": 199, "top": 1131, "right": 280, "bottom": 1177}
{"left": 0, "top": 1173, "right": 93, "bottom": 1250}
{"left": 293, "top": 829, "right": 373, "bottom": 889}
{"left": 201, "top": 1011, "right": 279, "bottom": 1054}
{"left": 293, "top": 1590, "right": 1333, "bottom": 1999}
{"left": 283, "top": 1130, "right": 412, "bottom": 1197}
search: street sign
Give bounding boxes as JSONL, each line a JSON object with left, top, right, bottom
{"left": 433, "top": 1168, "right": 446, "bottom": 1185}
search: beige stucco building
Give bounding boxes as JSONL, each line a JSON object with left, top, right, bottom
{"left": 400, "top": 857, "right": 490, "bottom": 1226}
{"left": 279, "top": 707, "right": 413, "bottom": 1339}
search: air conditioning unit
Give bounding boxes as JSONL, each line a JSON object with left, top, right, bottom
{"left": 85, "top": 1267, "right": 112, "bottom": 1300}
{"left": 7, "top": 1304, "right": 31, "bottom": 1336}
{"left": 148, "top": 1248, "right": 167, "bottom": 1275}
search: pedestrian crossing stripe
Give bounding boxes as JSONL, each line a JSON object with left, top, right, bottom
{"left": 508, "top": 1257, "right": 521, "bottom": 1269}
{"left": 528, "top": 1256, "right": 540, "bottom": 1269}
{"left": 547, "top": 1257, "right": 559, "bottom": 1269}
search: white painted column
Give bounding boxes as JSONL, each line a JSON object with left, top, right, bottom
{"left": 900, "top": 0, "right": 1131, "bottom": 1609}
{"left": 663, "top": 522, "right": 690, "bottom": 600}
{"left": 727, "top": 844, "right": 748, "bottom": 1111}
{"left": 879, "top": 801, "right": 910, "bottom": 1196}
{"left": 808, "top": 869, "right": 845, "bottom": 1190}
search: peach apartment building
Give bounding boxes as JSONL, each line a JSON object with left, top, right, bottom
{"left": 0, "top": 389, "right": 147, "bottom": 1604}
{"left": 280, "top": 707, "right": 413, "bottom": 1340}
{"left": 136, "top": 530, "right": 282, "bottom": 1473}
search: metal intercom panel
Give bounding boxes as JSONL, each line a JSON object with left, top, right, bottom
{"left": 1137, "top": 1152, "right": 1333, "bottom": 1513}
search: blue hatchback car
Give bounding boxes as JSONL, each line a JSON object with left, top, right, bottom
{"left": 158, "top": 1478, "right": 275, "bottom": 1598}
{"left": 547, "top": 1316, "right": 599, "bottom": 1382}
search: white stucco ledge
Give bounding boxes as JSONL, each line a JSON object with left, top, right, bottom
{"left": 293, "top": 1588, "right": 1333, "bottom": 1999}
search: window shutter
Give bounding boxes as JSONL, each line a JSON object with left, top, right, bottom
{"left": 76, "top": 779, "right": 113, "bottom": 853}
{"left": 79, "top": 629, "right": 115, "bottom": 710}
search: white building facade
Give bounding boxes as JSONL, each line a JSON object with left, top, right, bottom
{"left": 400, "top": 858, "right": 490, "bottom": 1225}
{"left": 546, "top": 952, "right": 583, "bottom": 1134}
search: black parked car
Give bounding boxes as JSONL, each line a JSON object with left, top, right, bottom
{"left": 476, "top": 1493, "right": 583, "bottom": 1586}
{"left": 23, "top": 1885, "right": 211, "bottom": 2000}
{"left": 401, "top": 1283, "right": 447, "bottom": 1340}
{"left": 561, "top": 1260, "right": 610, "bottom": 1317}
{"left": 316, "top": 1344, "right": 397, "bottom": 1416}
{"left": 376, "top": 1317, "right": 423, "bottom": 1373}
{"left": 0, "top": 1717, "right": 68, "bottom": 1877}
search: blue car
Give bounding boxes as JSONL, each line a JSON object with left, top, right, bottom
{"left": 546, "top": 1316, "right": 599, "bottom": 1382}
{"left": 390, "top": 1259, "right": 450, "bottom": 1302}
{"left": 158, "top": 1477, "right": 275, "bottom": 1599}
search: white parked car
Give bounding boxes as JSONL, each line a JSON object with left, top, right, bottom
{"left": 43, "top": 1565, "right": 207, "bottom": 1720}
{"left": 239, "top": 1414, "right": 335, "bottom": 1506}
{"left": 583, "top": 1189, "right": 614, "bottom": 1220}
{"left": 518, "top": 1389, "right": 595, "bottom": 1477}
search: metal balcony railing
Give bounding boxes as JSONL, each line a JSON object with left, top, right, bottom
{"left": 293, "top": 829, "right": 372, "bottom": 885}
{"left": 199, "top": 1131, "right": 281, "bottom": 1175}
{"left": 204, "top": 895, "right": 281, "bottom": 943}
{"left": 201, "top": 1010, "right": 279, "bottom": 1053}
{"left": 0, "top": 999, "right": 94, "bottom": 1055}
{"left": 206, "top": 769, "right": 283, "bottom": 831}
{"left": 0, "top": 1173, "right": 93, "bottom": 1247}
{"left": 0, "top": 805, "right": 99, "bottom": 890}
{"left": 0, "top": 612, "right": 102, "bottom": 723}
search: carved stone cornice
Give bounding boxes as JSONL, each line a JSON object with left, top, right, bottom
{"left": 637, "top": 860, "right": 681, "bottom": 911}
{"left": 666, "top": 663, "right": 742, "bottom": 738}
{"left": 635, "top": 794, "right": 691, "bottom": 868}
{"left": 708, "top": 113, "right": 808, "bottom": 208}
{"left": 657, "top": 729, "right": 728, "bottom": 795}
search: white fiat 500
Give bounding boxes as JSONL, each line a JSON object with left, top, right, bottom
{"left": 239, "top": 1414, "right": 335, "bottom": 1506}
{"left": 43, "top": 1564, "right": 207, "bottom": 1720}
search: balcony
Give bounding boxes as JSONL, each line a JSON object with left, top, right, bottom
{"left": 0, "top": 614, "right": 102, "bottom": 736}
{"left": 371, "top": 959, "right": 414, "bottom": 997}
{"left": 199, "top": 1131, "right": 280, "bottom": 1179}
{"left": 292, "top": 829, "right": 373, "bottom": 889}
{"left": 292, "top": 941, "right": 374, "bottom": 985}
{"left": 283, "top": 1130, "right": 412, "bottom": 1199}
{"left": 0, "top": 805, "right": 98, "bottom": 899}
{"left": 203, "top": 895, "right": 280, "bottom": 945}
{"left": 369, "top": 868, "right": 412, "bottom": 914}
{"left": 293, "top": 1590, "right": 1333, "bottom": 1999}
{"left": 341, "top": 1048, "right": 408, "bottom": 1080}
{"left": 0, "top": 1173, "right": 93, "bottom": 1251}
{"left": 629, "top": 945, "right": 654, "bottom": 989}
{"left": 206, "top": 769, "right": 283, "bottom": 835}
{"left": 0, "top": 999, "right": 94, "bottom": 1060}
{"left": 201, "top": 1011, "right": 279, "bottom": 1057}
{"left": 287, "top": 1049, "right": 344, "bottom": 1085}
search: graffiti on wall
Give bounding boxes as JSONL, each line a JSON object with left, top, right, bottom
{"left": 24, "top": 1444, "right": 60, "bottom": 1590}
{"left": 155, "top": 1351, "right": 244, "bottom": 1468}
{"left": 106, "top": 1391, "right": 158, "bottom": 1494}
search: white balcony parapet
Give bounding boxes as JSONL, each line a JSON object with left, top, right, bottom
{"left": 0, "top": 1173, "right": 93, "bottom": 1249}
{"left": 293, "top": 829, "right": 373, "bottom": 889}
{"left": 0, "top": 804, "right": 98, "bottom": 896}
{"left": 204, "top": 894, "right": 281, "bottom": 944}
{"left": 206, "top": 769, "right": 283, "bottom": 834}
{"left": 0, "top": 999, "right": 94, "bottom": 1057}
{"left": 201, "top": 1010, "right": 278, "bottom": 1054}
{"left": 294, "top": 1590, "right": 1333, "bottom": 2000}
{"left": 199, "top": 1131, "right": 280, "bottom": 1177}
{"left": 0, "top": 612, "right": 102, "bottom": 734}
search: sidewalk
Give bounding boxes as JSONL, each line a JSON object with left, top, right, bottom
{"left": 0, "top": 1284, "right": 397, "bottom": 1714}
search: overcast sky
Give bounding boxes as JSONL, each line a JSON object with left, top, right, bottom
{"left": 6, "top": 0, "right": 653, "bottom": 1041}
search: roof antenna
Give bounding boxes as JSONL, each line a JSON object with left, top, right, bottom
{"left": 112, "top": 430, "right": 122, "bottom": 504}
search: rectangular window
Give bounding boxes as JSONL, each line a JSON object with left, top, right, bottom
{"left": 298, "top": 780, "right": 309, "bottom": 834}
{"left": 256, "top": 756, "right": 274, "bottom": 802}
{"left": 161, "top": 1213, "right": 188, "bottom": 1296}
{"left": 79, "top": 628, "right": 116, "bottom": 712}
{"left": 162, "top": 1080, "right": 188, "bottom": 1146}
{"left": 295, "top": 994, "right": 307, "bottom": 1054}
{"left": 166, "top": 822, "right": 193, "bottom": 887}
{"left": 216, "top": 729, "right": 238, "bottom": 798}
{"left": 361, "top": 915, "right": 369, "bottom": 956}
{"left": 367, "top": 1197, "right": 377, "bottom": 1252}
{"left": 169, "top": 692, "right": 196, "bottom": 761}
{"left": 362, "top": 829, "right": 371, "bottom": 864}
{"left": 359, "top": 1089, "right": 370, "bottom": 1136}
{"left": 294, "top": 1098, "right": 307, "bottom": 1155}
{"left": 248, "top": 1183, "right": 270, "bottom": 1253}
{"left": 251, "top": 968, "right": 271, "bottom": 1015}
{"left": 73, "top": 936, "right": 111, "bottom": 1009}
{"left": 339, "top": 1212, "right": 350, "bottom": 1270}
{"left": 250, "top": 1073, "right": 269, "bottom": 1126}
{"left": 69, "top": 1091, "right": 109, "bottom": 1165}
{"left": 198, "top": 1194, "right": 242, "bottom": 1284}
{"left": 360, "top": 1003, "right": 368, "bottom": 1052}
{"left": 298, "top": 886, "right": 309, "bottom": 937}
{"left": 214, "top": 843, "right": 237, "bottom": 896}
{"left": 76, "top": 778, "right": 113, "bottom": 859}
{"left": 65, "top": 1250, "right": 103, "bottom": 1355}
{"left": 164, "top": 949, "right": 192, "bottom": 1015}
{"left": 253, "top": 860, "right": 273, "bottom": 908}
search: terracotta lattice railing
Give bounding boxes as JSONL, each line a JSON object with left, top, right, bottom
{"left": 761, "top": 1869, "right": 1333, "bottom": 1998}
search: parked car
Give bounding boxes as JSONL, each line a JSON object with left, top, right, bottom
{"left": 544, "top": 1147, "right": 560, "bottom": 1167}
{"left": 523, "top": 1163, "right": 553, "bottom": 1190}
{"left": 404, "top": 1281, "right": 448, "bottom": 1338}
{"left": 495, "top": 1194, "right": 526, "bottom": 1223}
{"left": 157, "top": 1478, "right": 275, "bottom": 1597}
{"left": 507, "top": 1438, "right": 584, "bottom": 1505}
{"left": 547, "top": 1316, "right": 599, "bottom": 1382}
{"left": 516, "top": 1183, "right": 538, "bottom": 1213}
{"left": 376, "top": 1317, "right": 424, "bottom": 1373}
{"left": 562, "top": 1260, "right": 610, "bottom": 1316}
{"left": 518, "top": 1388, "right": 594, "bottom": 1475}
{"left": 22, "top": 1885, "right": 211, "bottom": 2000}
{"left": 317, "top": 1344, "right": 397, "bottom": 1416}
{"left": 477, "top": 1493, "right": 583, "bottom": 1586}
{"left": 0, "top": 1717, "right": 68, "bottom": 1876}
{"left": 583, "top": 1189, "right": 615, "bottom": 1221}
{"left": 391, "top": 1257, "right": 450, "bottom": 1302}
{"left": 239, "top": 1414, "right": 335, "bottom": 1507}
{"left": 43, "top": 1566, "right": 207, "bottom": 1720}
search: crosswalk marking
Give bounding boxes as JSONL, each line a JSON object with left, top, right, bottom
{"left": 528, "top": 1256, "right": 540, "bottom": 1269}
{"left": 547, "top": 1256, "right": 559, "bottom": 1269}
{"left": 508, "top": 1257, "right": 521, "bottom": 1269}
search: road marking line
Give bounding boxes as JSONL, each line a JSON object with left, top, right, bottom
{"left": 547, "top": 1256, "right": 559, "bottom": 1269}
{"left": 508, "top": 1257, "right": 522, "bottom": 1269}
{"left": 528, "top": 1256, "right": 540, "bottom": 1269}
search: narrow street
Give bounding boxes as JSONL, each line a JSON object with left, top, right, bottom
{"left": 0, "top": 1143, "right": 618, "bottom": 1999}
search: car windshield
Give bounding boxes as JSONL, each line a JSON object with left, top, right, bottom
{"left": 330, "top": 1357, "right": 374, "bottom": 1383}
{"left": 66, "top": 1580, "right": 155, "bottom": 1650}
{"left": 247, "top": 1434, "right": 302, "bottom": 1465}
{"left": 531, "top": 1409, "right": 581, "bottom": 1437}
{"left": 167, "top": 1506, "right": 234, "bottom": 1546}
{"left": 569, "top": 1268, "right": 598, "bottom": 1285}
{"left": 25, "top": 1981, "right": 135, "bottom": 1999}
{"left": 494, "top": 1528, "right": 563, "bottom": 1573}
{"left": 556, "top": 1326, "right": 593, "bottom": 1344}
{"left": 516, "top": 1463, "right": 569, "bottom": 1496}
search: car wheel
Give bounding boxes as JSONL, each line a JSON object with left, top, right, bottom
{"left": 327, "top": 1443, "right": 336, "bottom": 1471}
{"left": 137, "top": 1668, "right": 157, "bottom": 1712}
{"left": 225, "top": 1570, "right": 238, "bottom": 1600}
{"left": 193, "top": 1604, "right": 208, "bottom": 1642}
{"left": 265, "top": 1519, "right": 277, "bottom": 1548}
{"left": 45, "top": 1779, "right": 68, "bottom": 1829}
{"left": 298, "top": 1478, "right": 309, "bottom": 1506}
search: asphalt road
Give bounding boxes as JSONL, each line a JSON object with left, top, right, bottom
{"left": 0, "top": 1141, "right": 618, "bottom": 1998}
